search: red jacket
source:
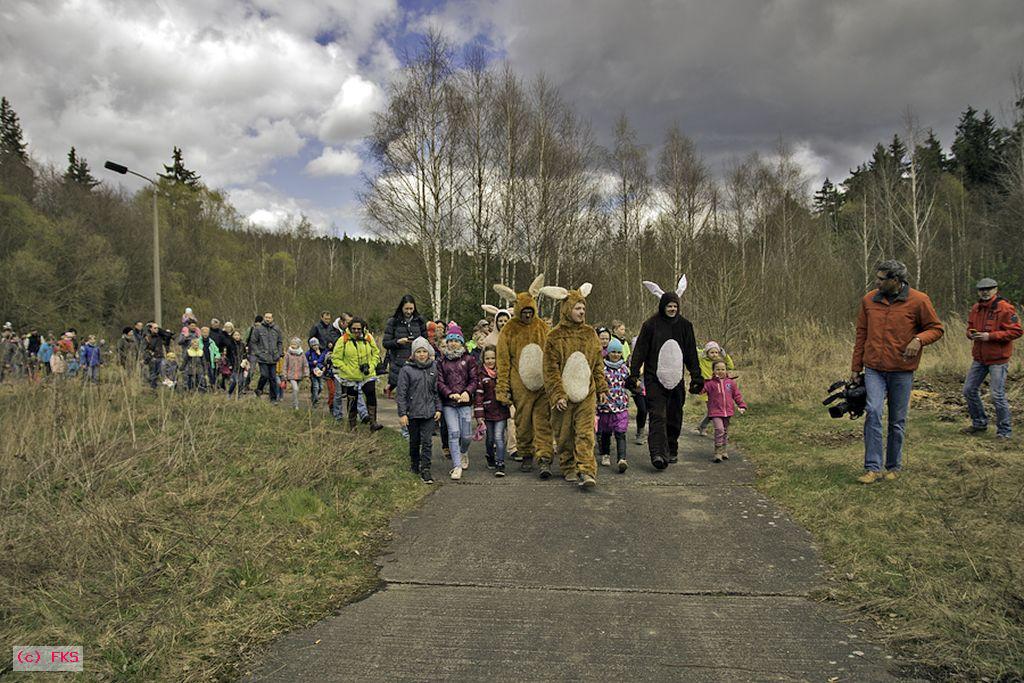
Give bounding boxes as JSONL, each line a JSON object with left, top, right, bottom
{"left": 852, "top": 284, "right": 944, "bottom": 373}
{"left": 967, "top": 296, "right": 1022, "bottom": 364}
{"left": 474, "top": 367, "right": 511, "bottom": 421}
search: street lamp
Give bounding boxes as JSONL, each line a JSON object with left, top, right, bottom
{"left": 104, "top": 160, "right": 163, "bottom": 327}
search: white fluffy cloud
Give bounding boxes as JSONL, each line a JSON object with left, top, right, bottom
{"left": 305, "top": 146, "right": 362, "bottom": 176}
{"left": 317, "top": 75, "right": 386, "bottom": 144}
{"left": 0, "top": 0, "right": 394, "bottom": 219}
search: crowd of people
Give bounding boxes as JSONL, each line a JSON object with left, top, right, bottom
{"left": 2, "top": 259, "right": 1018, "bottom": 489}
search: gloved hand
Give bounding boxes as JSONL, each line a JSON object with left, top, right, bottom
{"left": 625, "top": 375, "right": 638, "bottom": 393}
{"left": 688, "top": 377, "right": 704, "bottom": 395}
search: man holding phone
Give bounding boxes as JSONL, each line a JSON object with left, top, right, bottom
{"left": 961, "top": 278, "right": 1022, "bottom": 440}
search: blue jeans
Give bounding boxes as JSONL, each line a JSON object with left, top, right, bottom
{"left": 310, "top": 375, "right": 323, "bottom": 405}
{"left": 963, "top": 361, "right": 1011, "bottom": 436}
{"left": 863, "top": 368, "right": 914, "bottom": 472}
{"left": 485, "top": 418, "right": 507, "bottom": 465}
{"left": 442, "top": 405, "right": 473, "bottom": 469}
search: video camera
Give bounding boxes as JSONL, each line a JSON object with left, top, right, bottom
{"left": 823, "top": 374, "right": 867, "bottom": 419}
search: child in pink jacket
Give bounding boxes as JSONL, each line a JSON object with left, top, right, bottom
{"left": 701, "top": 359, "right": 747, "bottom": 463}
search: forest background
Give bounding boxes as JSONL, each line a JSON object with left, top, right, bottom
{"left": 2, "top": 33, "right": 1022, "bottom": 350}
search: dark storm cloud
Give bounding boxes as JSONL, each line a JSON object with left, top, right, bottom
{"left": 457, "top": 0, "right": 1024, "bottom": 182}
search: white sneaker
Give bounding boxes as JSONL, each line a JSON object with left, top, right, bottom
{"left": 461, "top": 452, "right": 469, "bottom": 470}
{"left": 450, "top": 467, "right": 462, "bottom": 480}
{"left": 600, "top": 454, "right": 611, "bottom": 467}
{"left": 618, "top": 459, "right": 628, "bottom": 473}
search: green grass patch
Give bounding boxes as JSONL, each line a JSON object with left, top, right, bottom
{"left": 0, "top": 376, "right": 428, "bottom": 681}
{"left": 729, "top": 388, "right": 1024, "bottom": 681}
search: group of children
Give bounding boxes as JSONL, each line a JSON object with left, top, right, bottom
{"left": 1, "top": 323, "right": 103, "bottom": 383}
{"left": 394, "top": 315, "right": 749, "bottom": 485}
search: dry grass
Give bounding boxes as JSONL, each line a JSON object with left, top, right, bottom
{"left": 0, "top": 372, "right": 427, "bottom": 681}
{"left": 722, "top": 316, "right": 1024, "bottom": 680}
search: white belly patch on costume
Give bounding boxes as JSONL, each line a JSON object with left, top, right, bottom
{"left": 562, "top": 351, "right": 591, "bottom": 403}
{"left": 518, "top": 343, "right": 545, "bottom": 391}
{"left": 656, "top": 340, "right": 684, "bottom": 389}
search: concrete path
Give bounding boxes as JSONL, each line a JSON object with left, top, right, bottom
{"left": 247, "top": 401, "right": 900, "bottom": 682}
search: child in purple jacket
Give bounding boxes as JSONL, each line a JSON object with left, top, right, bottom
{"left": 597, "top": 338, "right": 631, "bottom": 473}
{"left": 437, "top": 322, "right": 478, "bottom": 480}
{"left": 474, "top": 346, "right": 511, "bottom": 477}
{"left": 700, "top": 360, "right": 747, "bottom": 463}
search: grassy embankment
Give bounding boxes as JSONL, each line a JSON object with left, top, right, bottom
{"left": 0, "top": 375, "right": 427, "bottom": 681}
{"left": 724, "top": 315, "right": 1024, "bottom": 680}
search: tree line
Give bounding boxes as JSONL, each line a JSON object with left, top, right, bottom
{"left": 2, "top": 36, "right": 1023, "bottom": 350}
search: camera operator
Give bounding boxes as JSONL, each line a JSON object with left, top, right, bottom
{"left": 851, "top": 260, "right": 944, "bottom": 484}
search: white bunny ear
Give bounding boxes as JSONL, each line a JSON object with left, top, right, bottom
{"left": 481, "top": 304, "right": 500, "bottom": 316}
{"left": 642, "top": 281, "right": 665, "bottom": 298}
{"left": 578, "top": 282, "right": 593, "bottom": 298}
{"left": 538, "top": 285, "right": 569, "bottom": 301}
{"left": 528, "top": 274, "right": 545, "bottom": 297}
{"left": 675, "top": 274, "right": 688, "bottom": 296}
{"left": 493, "top": 284, "right": 516, "bottom": 302}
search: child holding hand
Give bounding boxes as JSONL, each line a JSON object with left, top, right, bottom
{"left": 701, "top": 359, "right": 747, "bottom": 463}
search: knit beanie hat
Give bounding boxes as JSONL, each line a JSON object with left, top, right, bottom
{"left": 704, "top": 341, "right": 721, "bottom": 353}
{"left": 411, "top": 336, "right": 434, "bottom": 358}
{"left": 308, "top": 337, "right": 320, "bottom": 347}
{"left": 290, "top": 336, "right": 301, "bottom": 346}
{"left": 445, "top": 322, "right": 465, "bottom": 343}
{"left": 607, "top": 338, "right": 624, "bottom": 354}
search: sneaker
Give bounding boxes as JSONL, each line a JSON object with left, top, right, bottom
{"left": 519, "top": 457, "right": 534, "bottom": 473}
{"left": 495, "top": 464, "right": 506, "bottom": 478}
{"left": 721, "top": 450, "right": 729, "bottom": 460}
{"left": 857, "top": 470, "right": 883, "bottom": 484}
{"left": 511, "top": 451, "right": 522, "bottom": 462}
{"left": 486, "top": 456, "right": 496, "bottom": 469}
{"left": 618, "top": 459, "right": 628, "bottom": 473}
{"left": 450, "top": 467, "right": 462, "bottom": 481}
{"left": 600, "top": 454, "right": 611, "bottom": 467}
{"left": 667, "top": 453, "right": 678, "bottom": 463}
{"left": 443, "top": 448, "right": 451, "bottom": 459}
{"left": 461, "top": 453, "right": 470, "bottom": 470}
{"left": 564, "top": 472, "right": 577, "bottom": 482}
{"left": 409, "top": 463, "right": 420, "bottom": 475}
{"left": 539, "top": 462, "right": 552, "bottom": 480}
{"left": 578, "top": 473, "right": 597, "bottom": 489}
{"left": 421, "top": 469, "right": 434, "bottom": 484}
{"left": 883, "top": 470, "right": 899, "bottom": 481}
{"left": 651, "top": 455, "right": 667, "bottom": 470}
{"left": 960, "top": 425, "right": 987, "bottom": 435}
{"left": 634, "top": 433, "right": 644, "bottom": 445}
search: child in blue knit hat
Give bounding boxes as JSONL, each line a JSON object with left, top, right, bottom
{"left": 597, "top": 337, "right": 630, "bottom": 472}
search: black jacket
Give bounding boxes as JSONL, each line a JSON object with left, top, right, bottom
{"left": 308, "top": 320, "right": 341, "bottom": 350}
{"left": 143, "top": 328, "right": 173, "bottom": 361}
{"left": 382, "top": 314, "right": 426, "bottom": 385}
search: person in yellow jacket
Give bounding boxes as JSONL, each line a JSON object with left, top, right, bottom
{"left": 495, "top": 274, "right": 553, "bottom": 474}
{"left": 331, "top": 317, "right": 383, "bottom": 431}
{"left": 539, "top": 282, "right": 609, "bottom": 489}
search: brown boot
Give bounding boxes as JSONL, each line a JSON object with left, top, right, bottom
{"left": 712, "top": 444, "right": 724, "bottom": 463}
{"left": 368, "top": 405, "right": 384, "bottom": 432}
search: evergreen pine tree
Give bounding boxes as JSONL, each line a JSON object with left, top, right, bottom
{"left": 0, "top": 96, "right": 28, "bottom": 161}
{"left": 951, "top": 106, "right": 1002, "bottom": 189}
{"left": 158, "top": 146, "right": 202, "bottom": 188}
{"left": 812, "top": 177, "right": 843, "bottom": 225}
{"left": 64, "top": 146, "right": 99, "bottom": 189}
{"left": 916, "top": 129, "right": 948, "bottom": 179}
{"left": 0, "top": 96, "right": 35, "bottom": 198}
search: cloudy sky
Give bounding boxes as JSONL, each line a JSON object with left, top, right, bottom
{"left": 2, "top": 0, "right": 1021, "bottom": 234}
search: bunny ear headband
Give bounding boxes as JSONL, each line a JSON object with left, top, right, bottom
{"left": 492, "top": 273, "right": 545, "bottom": 303}
{"left": 538, "top": 283, "right": 593, "bottom": 300}
{"left": 481, "top": 304, "right": 500, "bottom": 316}
{"left": 642, "top": 275, "right": 688, "bottom": 299}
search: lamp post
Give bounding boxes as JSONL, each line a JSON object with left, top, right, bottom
{"left": 104, "top": 161, "right": 163, "bottom": 327}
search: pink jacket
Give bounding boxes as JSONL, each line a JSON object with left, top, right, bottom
{"left": 701, "top": 376, "right": 746, "bottom": 418}
{"left": 282, "top": 349, "right": 310, "bottom": 381}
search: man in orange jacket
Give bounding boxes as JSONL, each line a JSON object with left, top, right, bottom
{"left": 961, "top": 277, "right": 1022, "bottom": 440}
{"left": 851, "top": 260, "right": 944, "bottom": 483}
